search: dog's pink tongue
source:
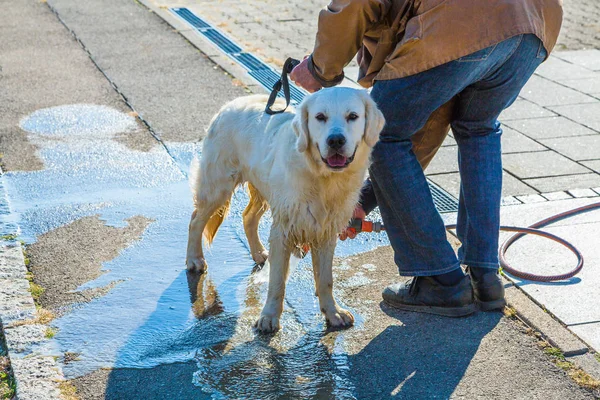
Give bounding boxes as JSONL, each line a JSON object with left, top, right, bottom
{"left": 327, "top": 154, "right": 347, "bottom": 167}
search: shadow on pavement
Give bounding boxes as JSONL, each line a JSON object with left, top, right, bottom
{"left": 92, "top": 272, "right": 501, "bottom": 399}
{"left": 97, "top": 271, "right": 232, "bottom": 400}
{"left": 348, "top": 304, "right": 502, "bottom": 399}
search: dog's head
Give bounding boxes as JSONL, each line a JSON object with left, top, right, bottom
{"left": 292, "top": 88, "right": 385, "bottom": 173}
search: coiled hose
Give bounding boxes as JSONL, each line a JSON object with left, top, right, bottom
{"left": 351, "top": 201, "right": 600, "bottom": 282}
{"left": 495, "top": 201, "right": 600, "bottom": 282}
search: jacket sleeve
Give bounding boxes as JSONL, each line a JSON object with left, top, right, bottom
{"left": 309, "top": 0, "right": 390, "bottom": 87}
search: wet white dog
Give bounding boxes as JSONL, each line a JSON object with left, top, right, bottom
{"left": 186, "top": 87, "right": 385, "bottom": 333}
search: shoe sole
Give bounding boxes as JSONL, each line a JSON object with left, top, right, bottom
{"left": 476, "top": 298, "right": 507, "bottom": 312}
{"left": 383, "top": 300, "right": 477, "bottom": 317}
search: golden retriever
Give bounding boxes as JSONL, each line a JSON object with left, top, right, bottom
{"left": 186, "top": 87, "right": 385, "bottom": 333}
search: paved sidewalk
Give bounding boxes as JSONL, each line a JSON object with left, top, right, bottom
{"left": 559, "top": 0, "right": 600, "bottom": 50}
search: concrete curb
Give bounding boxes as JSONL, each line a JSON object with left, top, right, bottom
{"left": 504, "top": 280, "right": 589, "bottom": 357}
{"left": 504, "top": 278, "right": 600, "bottom": 380}
{"left": 0, "top": 166, "right": 64, "bottom": 400}
{"left": 0, "top": 242, "right": 64, "bottom": 400}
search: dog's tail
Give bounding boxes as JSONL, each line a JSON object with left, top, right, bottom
{"left": 203, "top": 200, "right": 230, "bottom": 247}
{"left": 189, "top": 156, "right": 231, "bottom": 247}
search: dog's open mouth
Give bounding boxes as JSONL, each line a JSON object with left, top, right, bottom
{"left": 325, "top": 154, "right": 349, "bottom": 168}
{"left": 322, "top": 151, "right": 356, "bottom": 169}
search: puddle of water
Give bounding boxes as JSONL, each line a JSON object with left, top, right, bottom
{"left": 20, "top": 104, "right": 137, "bottom": 137}
{"left": 4, "top": 105, "right": 391, "bottom": 397}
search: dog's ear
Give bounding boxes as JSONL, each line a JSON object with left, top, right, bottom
{"left": 292, "top": 98, "right": 311, "bottom": 153}
{"left": 361, "top": 91, "right": 385, "bottom": 147}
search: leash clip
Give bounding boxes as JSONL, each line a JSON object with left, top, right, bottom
{"left": 265, "top": 57, "right": 301, "bottom": 115}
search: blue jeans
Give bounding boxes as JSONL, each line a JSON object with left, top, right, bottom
{"left": 369, "top": 34, "right": 546, "bottom": 276}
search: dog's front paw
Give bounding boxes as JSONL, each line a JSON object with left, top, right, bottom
{"left": 325, "top": 307, "right": 355, "bottom": 329}
{"left": 252, "top": 250, "right": 269, "bottom": 265}
{"left": 254, "top": 313, "right": 281, "bottom": 333}
{"left": 186, "top": 256, "right": 208, "bottom": 273}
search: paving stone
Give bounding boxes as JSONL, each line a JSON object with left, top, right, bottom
{"left": 427, "top": 173, "right": 460, "bottom": 198}
{"left": 504, "top": 116, "right": 599, "bottom": 140}
{"left": 427, "top": 171, "right": 537, "bottom": 198}
{"left": 515, "top": 194, "right": 547, "bottom": 204}
{"left": 556, "top": 0, "right": 600, "bottom": 50}
{"left": 568, "top": 188, "right": 599, "bottom": 197}
{"left": 553, "top": 49, "right": 600, "bottom": 71}
{"left": 499, "top": 210, "right": 600, "bottom": 326}
{"left": 502, "top": 151, "right": 589, "bottom": 179}
{"left": 542, "top": 191, "right": 574, "bottom": 201}
{"left": 539, "top": 134, "right": 600, "bottom": 161}
{"left": 502, "top": 171, "right": 538, "bottom": 197}
{"left": 500, "top": 99, "right": 557, "bottom": 120}
{"left": 519, "top": 75, "right": 597, "bottom": 106}
{"left": 569, "top": 323, "right": 600, "bottom": 353}
{"left": 524, "top": 173, "right": 600, "bottom": 192}
{"left": 500, "top": 197, "right": 600, "bottom": 228}
{"left": 560, "top": 76, "right": 600, "bottom": 95}
{"left": 423, "top": 145, "right": 458, "bottom": 175}
{"left": 501, "top": 126, "right": 547, "bottom": 153}
{"left": 501, "top": 196, "right": 522, "bottom": 206}
{"left": 441, "top": 133, "right": 456, "bottom": 147}
{"left": 549, "top": 102, "right": 600, "bottom": 131}
{"left": 344, "top": 66, "right": 360, "bottom": 83}
{"left": 534, "top": 56, "right": 598, "bottom": 80}
{"left": 581, "top": 160, "right": 600, "bottom": 173}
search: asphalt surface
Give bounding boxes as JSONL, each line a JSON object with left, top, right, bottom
{"left": 1, "top": 0, "right": 598, "bottom": 399}
{"left": 46, "top": 0, "right": 247, "bottom": 145}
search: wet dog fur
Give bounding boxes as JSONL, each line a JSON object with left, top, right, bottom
{"left": 186, "top": 88, "right": 384, "bottom": 333}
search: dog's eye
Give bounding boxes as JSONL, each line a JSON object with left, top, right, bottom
{"left": 315, "top": 113, "right": 328, "bottom": 122}
{"left": 347, "top": 112, "right": 359, "bottom": 121}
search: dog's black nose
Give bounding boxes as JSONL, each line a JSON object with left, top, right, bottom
{"left": 326, "top": 134, "right": 346, "bottom": 150}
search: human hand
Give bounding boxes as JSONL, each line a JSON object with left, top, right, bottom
{"left": 339, "top": 205, "right": 367, "bottom": 241}
{"left": 290, "top": 56, "right": 323, "bottom": 93}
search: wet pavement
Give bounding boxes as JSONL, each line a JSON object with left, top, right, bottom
{"left": 6, "top": 101, "right": 393, "bottom": 393}
{"left": 1, "top": 0, "right": 600, "bottom": 399}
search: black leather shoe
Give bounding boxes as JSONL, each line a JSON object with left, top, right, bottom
{"left": 466, "top": 267, "right": 506, "bottom": 311}
{"left": 382, "top": 276, "right": 477, "bottom": 317}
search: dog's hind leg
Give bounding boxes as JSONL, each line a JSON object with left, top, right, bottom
{"left": 255, "top": 225, "right": 292, "bottom": 333}
{"left": 243, "top": 183, "right": 269, "bottom": 265}
{"left": 187, "top": 180, "right": 236, "bottom": 273}
{"left": 312, "top": 238, "right": 354, "bottom": 329}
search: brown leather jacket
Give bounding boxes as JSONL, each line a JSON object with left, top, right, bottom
{"left": 307, "top": 0, "right": 562, "bottom": 171}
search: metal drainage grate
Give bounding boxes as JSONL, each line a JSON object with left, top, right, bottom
{"left": 172, "top": 8, "right": 211, "bottom": 29}
{"left": 249, "top": 69, "right": 306, "bottom": 104}
{"left": 170, "top": 7, "right": 307, "bottom": 105}
{"left": 202, "top": 29, "right": 242, "bottom": 54}
{"left": 233, "top": 53, "right": 269, "bottom": 71}
{"left": 428, "top": 180, "right": 459, "bottom": 213}
{"left": 171, "top": 7, "right": 459, "bottom": 213}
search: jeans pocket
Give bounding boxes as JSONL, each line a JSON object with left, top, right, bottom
{"left": 456, "top": 43, "right": 498, "bottom": 62}
{"left": 536, "top": 40, "right": 548, "bottom": 59}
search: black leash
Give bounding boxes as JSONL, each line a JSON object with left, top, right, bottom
{"left": 265, "top": 57, "right": 301, "bottom": 115}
